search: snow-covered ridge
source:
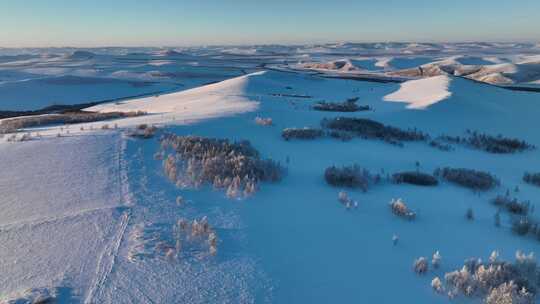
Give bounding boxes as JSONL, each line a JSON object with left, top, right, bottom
{"left": 85, "top": 72, "right": 261, "bottom": 127}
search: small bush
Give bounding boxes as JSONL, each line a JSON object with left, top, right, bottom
{"left": 337, "top": 191, "right": 358, "bottom": 209}
{"left": 524, "top": 172, "right": 540, "bottom": 187}
{"left": 282, "top": 127, "right": 324, "bottom": 141}
{"left": 126, "top": 124, "right": 158, "bottom": 139}
{"left": 390, "top": 198, "right": 416, "bottom": 220}
{"left": 254, "top": 116, "right": 273, "bottom": 126}
{"left": 392, "top": 171, "right": 438, "bottom": 186}
{"left": 324, "top": 165, "right": 373, "bottom": 191}
{"left": 321, "top": 117, "right": 428, "bottom": 145}
{"left": 413, "top": 257, "right": 429, "bottom": 274}
{"left": 435, "top": 167, "right": 499, "bottom": 191}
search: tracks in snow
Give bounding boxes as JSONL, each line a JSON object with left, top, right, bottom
{"left": 84, "top": 209, "right": 130, "bottom": 304}
{"left": 85, "top": 135, "right": 134, "bottom": 303}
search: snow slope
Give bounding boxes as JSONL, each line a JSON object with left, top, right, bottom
{"left": 384, "top": 75, "right": 452, "bottom": 109}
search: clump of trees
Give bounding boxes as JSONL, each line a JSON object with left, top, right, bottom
{"left": 312, "top": 97, "right": 370, "bottom": 112}
{"left": 126, "top": 124, "right": 158, "bottom": 139}
{"left": 324, "top": 165, "right": 378, "bottom": 191}
{"left": 438, "top": 130, "right": 535, "bottom": 154}
{"left": 160, "top": 134, "right": 284, "bottom": 198}
{"left": 321, "top": 117, "right": 428, "bottom": 146}
{"left": 128, "top": 217, "right": 219, "bottom": 262}
{"left": 281, "top": 127, "right": 324, "bottom": 140}
{"left": 492, "top": 195, "right": 530, "bottom": 216}
{"left": 0, "top": 110, "right": 145, "bottom": 134}
{"left": 524, "top": 172, "right": 540, "bottom": 187}
{"left": 392, "top": 171, "right": 438, "bottom": 186}
{"left": 430, "top": 250, "right": 538, "bottom": 303}
{"left": 467, "top": 131, "right": 535, "bottom": 154}
{"left": 434, "top": 167, "right": 499, "bottom": 191}
{"left": 389, "top": 198, "right": 416, "bottom": 220}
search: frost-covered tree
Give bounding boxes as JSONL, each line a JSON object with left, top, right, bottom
{"left": 431, "top": 277, "right": 444, "bottom": 294}
{"left": 392, "top": 234, "right": 399, "bottom": 246}
{"left": 432, "top": 251, "right": 442, "bottom": 269}
{"left": 414, "top": 257, "right": 429, "bottom": 275}
{"left": 390, "top": 198, "right": 416, "bottom": 220}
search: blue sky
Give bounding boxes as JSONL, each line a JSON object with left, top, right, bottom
{"left": 1, "top": 0, "right": 539, "bottom": 47}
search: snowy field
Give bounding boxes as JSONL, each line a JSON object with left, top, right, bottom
{"left": 1, "top": 43, "right": 540, "bottom": 303}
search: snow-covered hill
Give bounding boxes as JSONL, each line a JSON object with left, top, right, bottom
{"left": 2, "top": 45, "right": 540, "bottom": 303}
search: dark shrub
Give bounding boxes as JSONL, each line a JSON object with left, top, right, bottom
{"left": 321, "top": 117, "right": 428, "bottom": 144}
{"left": 392, "top": 171, "right": 438, "bottom": 186}
{"left": 492, "top": 195, "right": 530, "bottom": 215}
{"left": 324, "top": 165, "right": 372, "bottom": 191}
{"left": 524, "top": 172, "right": 540, "bottom": 187}
{"left": 512, "top": 217, "right": 532, "bottom": 235}
{"left": 282, "top": 127, "right": 324, "bottom": 141}
{"left": 435, "top": 167, "right": 499, "bottom": 191}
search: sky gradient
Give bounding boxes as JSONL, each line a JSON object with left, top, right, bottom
{"left": 2, "top": 0, "right": 539, "bottom": 47}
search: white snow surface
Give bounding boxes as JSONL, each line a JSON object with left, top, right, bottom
{"left": 384, "top": 75, "right": 452, "bottom": 109}
{"left": 2, "top": 44, "right": 540, "bottom": 303}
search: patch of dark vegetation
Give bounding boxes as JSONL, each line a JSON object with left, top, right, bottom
{"left": 512, "top": 217, "right": 533, "bottom": 236}
{"left": 524, "top": 172, "right": 540, "bottom": 187}
{"left": 429, "top": 139, "right": 454, "bottom": 151}
{"left": 327, "top": 130, "right": 354, "bottom": 142}
{"left": 438, "top": 130, "right": 535, "bottom": 154}
{"left": 312, "top": 97, "right": 370, "bottom": 112}
{"left": 126, "top": 124, "right": 158, "bottom": 139}
{"left": 0, "top": 87, "right": 177, "bottom": 120}
{"left": 432, "top": 251, "right": 538, "bottom": 303}
{"left": 321, "top": 117, "right": 428, "bottom": 146}
{"left": 281, "top": 127, "right": 324, "bottom": 141}
{"left": 0, "top": 110, "right": 146, "bottom": 133}
{"left": 434, "top": 167, "right": 499, "bottom": 191}
{"left": 324, "top": 164, "right": 379, "bottom": 192}
{"left": 492, "top": 195, "right": 530, "bottom": 216}
{"left": 270, "top": 93, "right": 312, "bottom": 98}
{"left": 0, "top": 101, "right": 103, "bottom": 120}
{"left": 392, "top": 171, "right": 438, "bottom": 186}
{"left": 160, "top": 134, "right": 284, "bottom": 198}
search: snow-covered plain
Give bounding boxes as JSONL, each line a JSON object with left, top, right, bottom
{"left": 2, "top": 43, "right": 540, "bottom": 303}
